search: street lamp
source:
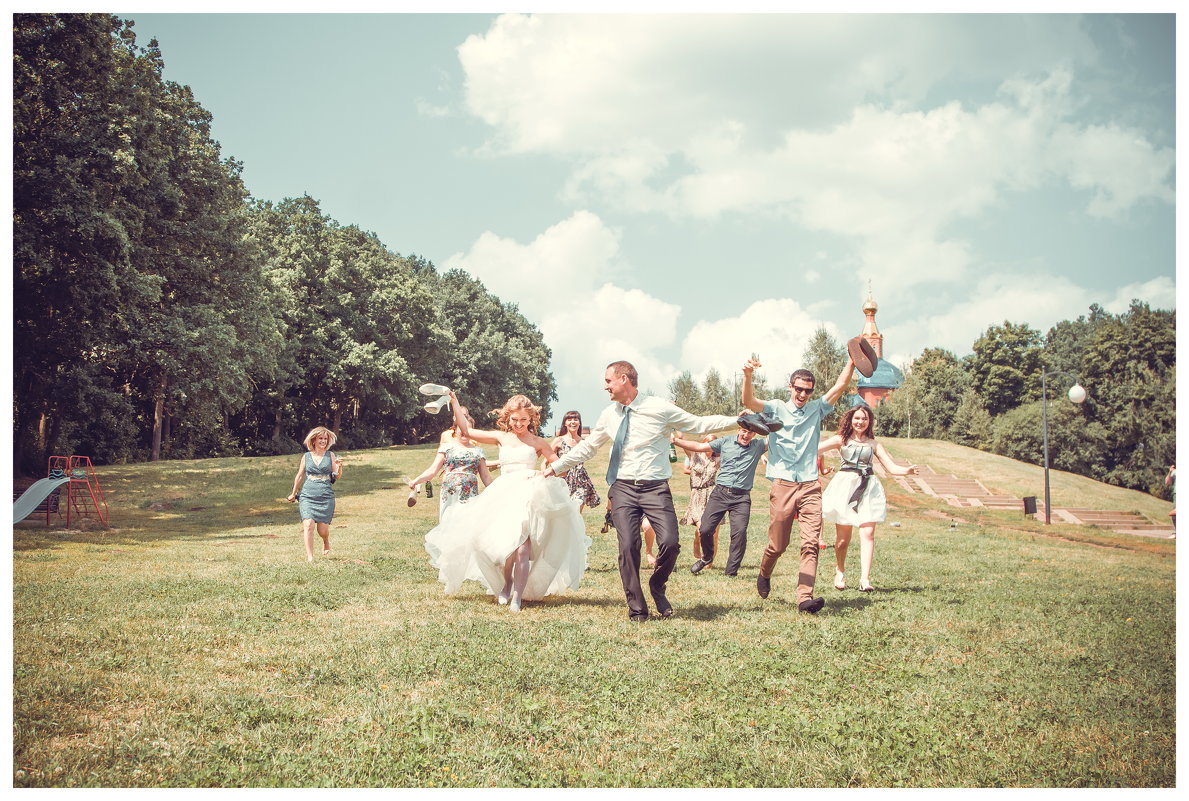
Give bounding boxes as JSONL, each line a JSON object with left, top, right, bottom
{"left": 1041, "top": 368, "right": 1088, "bottom": 524}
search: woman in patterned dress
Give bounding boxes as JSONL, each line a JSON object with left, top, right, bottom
{"left": 407, "top": 406, "right": 493, "bottom": 521}
{"left": 551, "top": 410, "right": 601, "bottom": 513}
{"left": 287, "top": 427, "right": 344, "bottom": 562}
{"left": 676, "top": 434, "right": 721, "bottom": 564}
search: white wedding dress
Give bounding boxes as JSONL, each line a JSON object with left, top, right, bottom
{"left": 424, "top": 441, "right": 591, "bottom": 600}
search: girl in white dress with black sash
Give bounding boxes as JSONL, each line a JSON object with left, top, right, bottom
{"left": 818, "top": 405, "right": 918, "bottom": 592}
{"left": 423, "top": 392, "right": 590, "bottom": 612}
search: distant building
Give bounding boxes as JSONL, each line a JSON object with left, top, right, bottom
{"left": 855, "top": 291, "right": 903, "bottom": 407}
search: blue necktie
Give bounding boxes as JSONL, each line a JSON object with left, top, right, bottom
{"left": 606, "top": 407, "right": 631, "bottom": 485}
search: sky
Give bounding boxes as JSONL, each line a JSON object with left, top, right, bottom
{"left": 122, "top": 10, "right": 1178, "bottom": 428}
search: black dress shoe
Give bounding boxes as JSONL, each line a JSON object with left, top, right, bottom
{"left": 651, "top": 592, "right": 672, "bottom": 618}
{"left": 629, "top": 613, "right": 649, "bottom": 623}
{"left": 798, "top": 597, "right": 825, "bottom": 614}
{"left": 690, "top": 558, "right": 711, "bottom": 575}
{"left": 724, "top": 571, "right": 738, "bottom": 577}
{"left": 757, "top": 574, "right": 771, "bottom": 598}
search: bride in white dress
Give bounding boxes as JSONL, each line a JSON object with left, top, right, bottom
{"left": 423, "top": 391, "right": 591, "bottom": 612}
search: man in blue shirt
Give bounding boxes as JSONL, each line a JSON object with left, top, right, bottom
{"left": 742, "top": 354, "right": 855, "bottom": 613}
{"left": 673, "top": 423, "right": 768, "bottom": 578}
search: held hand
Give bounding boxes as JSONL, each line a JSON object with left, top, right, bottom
{"left": 286, "top": 493, "right": 296, "bottom": 503}
{"left": 908, "top": 465, "right": 919, "bottom": 475}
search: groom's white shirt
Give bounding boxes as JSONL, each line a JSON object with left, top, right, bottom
{"left": 550, "top": 395, "right": 737, "bottom": 482}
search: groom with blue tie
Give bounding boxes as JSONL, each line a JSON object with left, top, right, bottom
{"left": 545, "top": 361, "right": 738, "bottom": 621}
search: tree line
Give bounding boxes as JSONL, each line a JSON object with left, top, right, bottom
{"left": 13, "top": 14, "right": 1174, "bottom": 501}
{"left": 13, "top": 14, "right": 555, "bottom": 472}
{"left": 670, "top": 307, "right": 1175, "bottom": 500}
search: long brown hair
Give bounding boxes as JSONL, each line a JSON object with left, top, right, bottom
{"left": 558, "top": 410, "right": 582, "bottom": 437}
{"left": 838, "top": 404, "right": 875, "bottom": 445}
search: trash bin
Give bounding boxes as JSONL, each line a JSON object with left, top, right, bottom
{"left": 1022, "top": 496, "right": 1037, "bottom": 516}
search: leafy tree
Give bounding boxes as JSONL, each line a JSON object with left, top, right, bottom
{"left": 13, "top": 13, "right": 277, "bottom": 465}
{"left": 904, "top": 348, "right": 969, "bottom": 439}
{"left": 668, "top": 371, "right": 702, "bottom": 414}
{"left": 1042, "top": 304, "right": 1112, "bottom": 377}
{"left": 950, "top": 389, "right": 994, "bottom": 450}
{"left": 701, "top": 368, "right": 734, "bottom": 415}
{"left": 969, "top": 321, "right": 1043, "bottom": 417}
{"left": 991, "top": 400, "right": 1110, "bottom": 480}
{"left": 417, "top": 268, "right": 557, "bottom": 437}
{"left": 1078, "top": 301, "right": 1176, "bottom": 495}
{"left": 800, "top": 326, "right": 849, "bottom": 428}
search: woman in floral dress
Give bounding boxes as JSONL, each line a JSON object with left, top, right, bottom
{"left": 551, "top": 410, "right": 601, "bottom": 513}
{"left": 676, "top": 434, "right": 721, "bottom": 563}
{"left": 407, "top": 406, "right": 493, "bottom": 521}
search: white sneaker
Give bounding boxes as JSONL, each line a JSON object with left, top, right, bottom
{"left": 418, "top": 383, "right": 450, "bottom": 396}
{"left": 509, "top": 599, "right": 522, "bottom": 613}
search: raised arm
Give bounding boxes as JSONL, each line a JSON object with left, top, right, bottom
{"left": 666, "top": 406, "right": 738, "bottom": 439}
{"left": 448, "top": 390, "right": 503, "bottom": 446}
{"left": 822, "top": 356, "right": 857, "bottom": 406}
{"left": 874, "top": 440, "right": 919, "bottom": 476}
{"left": 741, "top": 356, "right": 765, "bottom": 413}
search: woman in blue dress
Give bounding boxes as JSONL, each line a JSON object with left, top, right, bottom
{"left": 287, "top": 427, "right": 344, "bottom": 562}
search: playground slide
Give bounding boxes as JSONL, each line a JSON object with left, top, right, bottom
{"left": 13, "top": 476, "right": 71, "bottom": 524}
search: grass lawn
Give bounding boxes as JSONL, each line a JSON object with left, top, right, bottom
{"left": 12, "top": 438, "right": 1176, "bottom": 787}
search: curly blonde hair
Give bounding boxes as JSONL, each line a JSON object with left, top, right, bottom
{"left": 492, "top": 395, "right": 542, "bottom": 433}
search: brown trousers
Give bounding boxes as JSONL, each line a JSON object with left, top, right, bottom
{"left": 758, "top": 479, "right": 822, "bottom": 603}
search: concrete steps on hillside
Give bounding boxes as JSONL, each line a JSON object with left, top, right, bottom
{"left": 1052, "top": 507, "right": 1175, "bottom": 537}
{"left": 879, "top": 459, "right": 1174, "bottom": 538}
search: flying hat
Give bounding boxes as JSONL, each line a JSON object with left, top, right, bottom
{"left": 847, "top": 336, "right": 878, "bottom": 378}
{"left": 737, "top": 412, "right": 783, "bottom": 435}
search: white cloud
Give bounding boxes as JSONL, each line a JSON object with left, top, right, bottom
{"left": 877, "top": 270, "right": 1177, "bottom": 365}
{"left": 445, "top": 210, "right": 621, "bottom": 320}
{"left": 459, "top": 16, "right": 1174, "bottom": 294}
{"left": 1102, "top": 276, "right": 1177, "bottom": 314}
{"left": 447, "top": 214, "right": 684, "bottom": 421}
{"left": 678, "top": 298, "right": 847, "bottom": 392}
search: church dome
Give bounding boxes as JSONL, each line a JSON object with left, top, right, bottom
{"left": 857, "top": 358, "right": 903, "bottom": 389}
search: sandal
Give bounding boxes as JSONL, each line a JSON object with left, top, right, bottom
{"left": 834, "top": 571, "right": 846, "bottom": 591}
{"left": 858, "top": 580, "right": 874, "bottom": 592}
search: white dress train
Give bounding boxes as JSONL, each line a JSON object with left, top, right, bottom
{"left": 424, "top": 442, "right": 591, "bottom": 600}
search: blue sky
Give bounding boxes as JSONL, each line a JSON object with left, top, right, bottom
{"left": 126, "top": 10, "right": 1177, "bottom": 426}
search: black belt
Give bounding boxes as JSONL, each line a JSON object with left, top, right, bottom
{"left": 840, "top": 465, "right": 873, "bottom": 511}
{"left": 615, "top": 479, "right": 667, "bottom": 488}
{"left": 716, "top": 485, "right": 750, "bottom": 495}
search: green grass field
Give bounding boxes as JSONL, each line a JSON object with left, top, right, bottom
{"left": 12, "top": 438, "right": 1175, "bottom": 787}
